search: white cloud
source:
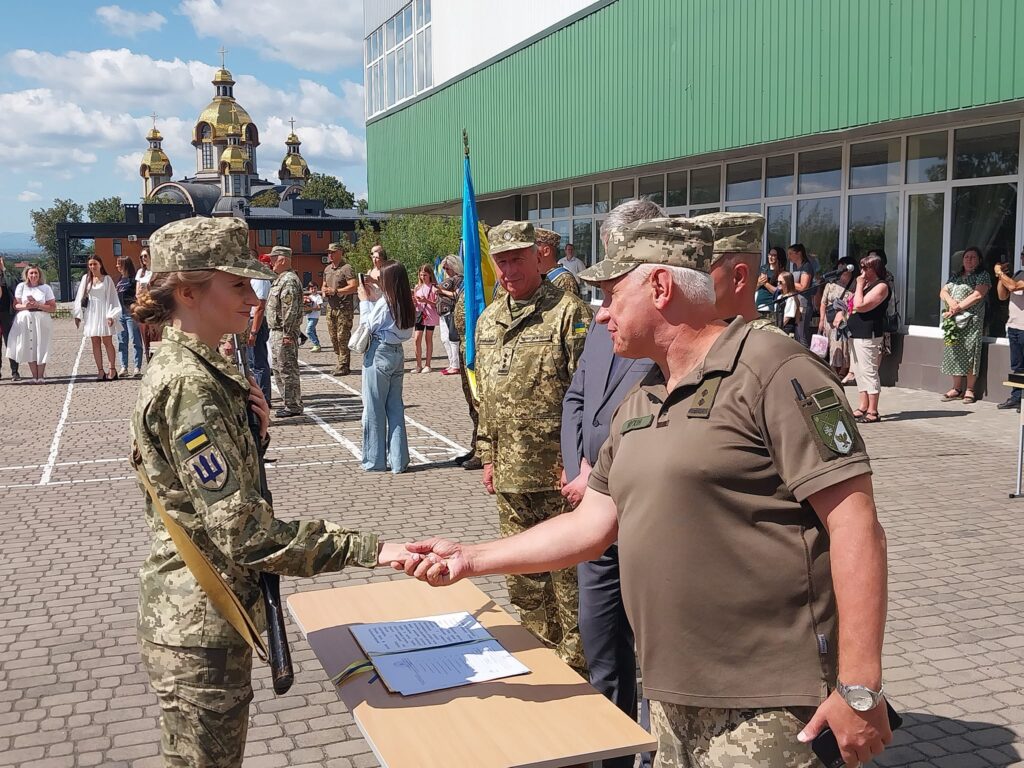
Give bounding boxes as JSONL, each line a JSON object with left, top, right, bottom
{"left": 96, "top": 5, "right": 167, "bottom": 36}
{"left": 17, "top": 191, "right": 41, "bottom": 202}
{"left": 178, "top": 0, "right": 364, "bottom": 71}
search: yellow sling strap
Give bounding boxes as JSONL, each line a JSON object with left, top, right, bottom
{"left": 135, "top": 466, "right": 269, "bottom": 663}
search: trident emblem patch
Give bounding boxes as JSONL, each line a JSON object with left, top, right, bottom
{"left": 190, "top": 446, "right": 228, "bottom": 491}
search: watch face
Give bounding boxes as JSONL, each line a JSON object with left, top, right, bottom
{"left": 847, "top": 687, "right": 875, "bottom": 711}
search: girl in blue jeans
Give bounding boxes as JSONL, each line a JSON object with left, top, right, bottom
{"left": 358, "top": 261, "right": 415, "bottom": 473}
{"left": 115, "top": 256, "right": 144, "bottom": 377}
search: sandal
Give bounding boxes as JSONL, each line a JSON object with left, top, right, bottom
{"left": 96, "top": 372, "right": 108, "bottom": 382}
{"left": 852, "top": 408, "right": 866, "bottom": 419}
{"left": 857, "top": 411, "right": 881, "bottom": 423}
{"left": 941, "top": 389, "right": 963, "bottom": 402}
{"left": 963, "top": 389, "right": 977, "bottom": 404}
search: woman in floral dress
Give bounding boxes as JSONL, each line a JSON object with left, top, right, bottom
{"left": 939, "top": 247, "right": 991, "bottom": 404}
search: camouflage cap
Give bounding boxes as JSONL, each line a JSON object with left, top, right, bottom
{"left": 488, "top": 220, "right": 536, "bottom": 255}
{"left": 327, "top": 242, "right": 345, "bottom": 252}
{"left": 269, "top": 245, "right": 292, "bottom": 258}
{"left": 689, "top": 212, "right": 765, "bottom": 256}
{"left": 577, "top": 217, "right": 714, "bottom": 283}
{"left": 534, "top": 226, "right": 561, "bottom": 248}
{"left": 149, "top": 217, "right": 275, "bottom": 279}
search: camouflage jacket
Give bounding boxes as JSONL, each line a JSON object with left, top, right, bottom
{"left": 131, "top": 327, "right": 379, "bottom": 648}
{"left": 546, "top": 266, "right": 581, "bottom": 297}
{"left": 475, "top": 280, "right": 592, "bottom": 492}
{"left": 266, "top": 270, "right": 303, "bottom": 335}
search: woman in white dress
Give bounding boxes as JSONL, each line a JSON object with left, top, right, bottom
{"left": 10, "top": 265, "right": 56, "bottom": 382}
{"left": 73, "top": 257, "right": 121, "bottom": 381}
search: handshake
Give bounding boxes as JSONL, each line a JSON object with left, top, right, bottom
{"left": 377, "top": 539, "right": 472, "bottom": 586}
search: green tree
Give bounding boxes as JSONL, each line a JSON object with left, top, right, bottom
{"left": 299, "top": 173, "right": 355, "bottom": 209}
{"left": 379, "top": 214, "right": 462, "bottom": 278}
{"left": 87, "top": 196, "right": 125, "bottom": 223}
{"left": 142, "top": 194, "right": 177, "bottom": 204}
{"left": 30, "top": 199, "right": 84, "bottom": 256}
{"left": 250, "top": 189, "right": 281, "bottom": 207}
{"left": 356, "top": 198, "right": 369, "bottom": 214}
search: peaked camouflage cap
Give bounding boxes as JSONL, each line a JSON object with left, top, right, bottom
{"left": 149, "top": 217, "right": 274, "bottom": 279}
{"left": 269, "top": 245, "right": 292, "bottom": 258}
{"left": 327, "top": 242, "right": 346, "bottom": 252}
{"left": 689, "top": 212, "right": 765, "bottom": 256}
{"left": 534, "top": 226, "right": 561, "bottom": 248}
{"left": 488, "top": 220, "right": 536, "bottom": 255}
{"left": 578, "top": 217, "right": 715, "bottom": 283}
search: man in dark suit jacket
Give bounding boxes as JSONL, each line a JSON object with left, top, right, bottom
{"left": 561, "top": 319, "right": 654, "bottom": 768}
{"left": 0, "top": 259, "right": 20, "bottom": 381}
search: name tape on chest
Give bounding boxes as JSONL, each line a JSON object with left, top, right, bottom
{"left": 621, "top": 414, "right": 654, "bottom": 434}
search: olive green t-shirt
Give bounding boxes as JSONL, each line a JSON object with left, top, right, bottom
{"left": 588, "top": 318, "right": 872, "bottom": 708}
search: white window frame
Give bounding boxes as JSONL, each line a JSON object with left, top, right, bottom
{"left": 364, "top": 0, "right": 432, "bottom": 119}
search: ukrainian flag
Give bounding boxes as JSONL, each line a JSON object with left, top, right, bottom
{"left": 461, "top": 138, "right": 495, "bottom": 395}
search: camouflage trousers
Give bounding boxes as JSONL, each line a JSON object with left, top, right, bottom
{"left": 326, "top": 305, "right": 354, "bottom": 372}
{"left": 496, "top": 490, "right": 586, "bottom": 675}
{"left": 270, "top": 331, "right": 303, "bottom": 413}
{"left": 649, "top": 700, "right": 817, "bottom": 768}
{"left": 141, "top": 639, "right": 253, "bottom": 768}
{"left": 457, "top": 350, "right": 479, "bottom": 456}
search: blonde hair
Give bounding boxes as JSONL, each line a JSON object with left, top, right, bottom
{"left": 22, "top": 265, "right": 47, "bottom": 285}
{"left": 132, "top": 270, "right": 217, "bottom": 326}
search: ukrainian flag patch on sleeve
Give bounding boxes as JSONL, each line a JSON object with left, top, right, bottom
{"left": 573, "top": 322, "right": 588, "bottom": 335}
{"left": 180, "top": 426, "right": 210, "bottom": 455}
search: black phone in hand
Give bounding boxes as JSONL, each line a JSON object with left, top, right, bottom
{"left": 811, "top": 700, "right": 903, "bottom": 768}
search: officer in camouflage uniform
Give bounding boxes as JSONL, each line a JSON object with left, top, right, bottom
{"left": 475, "top": 220, "right": 592, "bottom": 673}
{"left": 130, "top": 216, "right": 401, "bottom": 767}
{"left": 266, "top": 246, "right": 304, "bottom": 417}
{"left": 322, "top": 242, "right": 358, "bottom": 375}
{"left": 451, "top": 291, "right": 482, "bottom": 469}
{"left": 535, "top": 226, "right": 581, "bottom": 296}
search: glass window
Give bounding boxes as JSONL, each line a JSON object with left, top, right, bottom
{"left": 423, "top": 26, "right": 432, "bottom": 87}
{"left": 690, "top": 206, "right": 720, "bottom": 216}
{"left": 573, "top": 219, "right": 593, "bottom": 266}
{"left": 552, "top": 188, "right": 570, "bottom": 218}
{"left": 906, "top": 192, "right": 945, "bottom": 326}
{"left": 951, "top": 182, "right": 1018, "bottom": 335}
{"left": 847, "top": 192, "right": 899, "bottom": 262}
{"left": 638, "top": 174, "right": 664, "bottom": 205}
{"left": 666, "top": 171, "right": 687, "bottom": 207}
{"left": 850, "top": 138, "right": 901, "bottom": 189}
{"left": 765, "top": 155, "right": 794, "bottom": 197}
{"left": 386, "top": 16, "right": 396, "bottom": 48}
{"left": 403, "top": 5, "right": 413, "bottom": 38}
{"left": 404, "top": 41, "right": 414, "bottom": 98}
{"left": 796, "top": 197, "right": 841, "bottom": 266}
{"left": 726, "top": 159, "right": 762, "bottom": 201}
{"left": 594, "top": 182, "right": 610, "bottom": 214}
{"left": 386, "top": 52, "right": 396, "bottom": 107}
{"left": 690, "top": 166, "right": 721, "bottom": 205}
{"left": 612, "top": 179, "right": 635, "bottom": 207}
{"left": 552, "top": 220, "right": 571, "bottom": 258}
{"left": 423, "top": 0, "right": 431, "bottom": 24}
{"left": 726, "top": 203, "right": 761, "bottom": 213}
{"left": 766, "top": 204, "right": 792, "bottom": 255}
{"left": 798, "top": 147, "right": 842, "bottom": 194}
{"left": 113, "top": 240, "right": 122, "bottom": 257}
{"left": 572, "top": 185, "right": 592, "bottom": 215}
{"left": 523, "top": 193, "right": 539, "bottom": 221}
{"left": 954, "top": 121, "right": 1020, "bottom": 179}
{"left": 416, "top": 31, "right": 426, "bottom": 90}
{"left": 539, "top": 191, "right": 552, "bottom": 219}
{"left": 906, "top": 131, "right": 947, "bottom": 184}
{"left": 202, "top": 143, "right": 213, "bottom": 169}
{"left": 301, "top": 234, "right": 311, "bottom": 253}
{"left": 276, "top": 230, "right": 287, "bottom": 245}
{"left": 416, "top": 0, "right": 424, "bottom": 28}
{"left": 258, "top": 229, "right": 273, "bottom": 247}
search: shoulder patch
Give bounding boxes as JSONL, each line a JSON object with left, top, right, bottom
{"left": 180, "top": 426, "right": 210, "bottom": 455}
{"left": 573, "top": 321, "right": 588, "bottom": 335}
{"left": 186, "top": 445, "right": 229, "bottom": 491}
{"left": 621, "top": 414, "right": 654, "bottom": 434}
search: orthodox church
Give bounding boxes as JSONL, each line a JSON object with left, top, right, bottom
{"left": 140, "top": 60, "right": 311, "bottom": 216}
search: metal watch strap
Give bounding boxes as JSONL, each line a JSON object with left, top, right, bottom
{"left": 837, "top": 679, "right": 884, "bottom": 708}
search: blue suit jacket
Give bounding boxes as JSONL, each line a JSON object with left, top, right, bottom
{"left": 561, "top": 321, "right": 655, "bottom": 481}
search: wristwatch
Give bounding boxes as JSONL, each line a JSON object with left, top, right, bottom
{"left": 837, "top": 680, "right": 884, "bottom": 711}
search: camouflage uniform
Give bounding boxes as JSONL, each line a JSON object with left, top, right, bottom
{"left": 748, "top": 316, "right": 788, "bottom": 335}
{"left": 452, "top": 295, "right": 479, "bottom": 459}
{"left": 267, "top": 266, "right": 304, "bottom": 414}
{"left": 536, "top": 226, "right": 581, "bottom": 297}
{"left": 323, "top": 245, "right": 356, "bottom": 374}
{"left": 133, "top": 217, "right": 381, "bottom": 767}
{"left": 476, "top": 221, "right": 593, "bottom": 673}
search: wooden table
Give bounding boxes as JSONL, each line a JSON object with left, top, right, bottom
{"left": 288, "top": 579, "right": 656, "bottom": 768}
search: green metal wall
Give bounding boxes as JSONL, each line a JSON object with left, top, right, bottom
{"left": 366, "top": 0, "right": 1024, "bottom": 211}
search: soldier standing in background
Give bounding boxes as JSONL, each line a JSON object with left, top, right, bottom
{"left": 474, "top": 220, "right": 592, "bottom": 674}
{"left": 322, "top": 242, "right": 358, "bottom": 375}
{"left": 536, "top": 227, "right": 581, "bottom": 296}
{"left": 266, "top": 246, "right": 304, "bottom": 418}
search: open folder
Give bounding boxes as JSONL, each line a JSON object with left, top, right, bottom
{"left": 349, "top": 611, "right": 530, "bottom": 696}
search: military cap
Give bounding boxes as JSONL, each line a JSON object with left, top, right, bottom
{"left": 488, "top": 220, "right": 536, "bottom": 255}
{"left": 327, "top": 242, "right": 345, "bottom": 252}
{"left": 689, "top": 212, "right": 765, "bottom": 256}
{"left": 149, "top": 216, "right": 274, "bottom": 279}
{"left": 269, "top": 245, "right": 292, "bottom": 258}
{"left": 578, "top": 217, "right": 714, "bottom": 283}
{"left": 534, "top": 227, "right": 561, "bottom": 248}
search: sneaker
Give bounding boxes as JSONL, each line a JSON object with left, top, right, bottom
{"left": 11, "top": 372, "right": 20, "bottom": 382}
{"left": 134, "top": 369, "right": 143, "bottom": 379}
{"left": 274, "top": 408, "right": 302, "bottom": 419}
{"left": 117, "top": 367, "right": 127, "bottom": 378}
{"left": 421, "top": 366, "right": 431, "bottom": 374}
{"left": 997, "top": 398, "right": 1020, "bottom": 410}
{"left": 310, "top": 345, "right": 321, "bottom": 353}
{"left": 454, "top": 452, "right": 474, "bottom": 466}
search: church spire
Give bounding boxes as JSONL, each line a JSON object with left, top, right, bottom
{"left": 140, "top": 113, "right": 172, "bottom": 198}
{"left": 279, "top": 119, "right": 310, "bottom": 186}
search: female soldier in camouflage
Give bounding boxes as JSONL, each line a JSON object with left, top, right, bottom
{"left": 131, "top": 216, "right": 406, "bottom": 767}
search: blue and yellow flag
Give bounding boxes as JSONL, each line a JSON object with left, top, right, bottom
{"left": 461, "top": 145, "right": 495, "bottom": 395}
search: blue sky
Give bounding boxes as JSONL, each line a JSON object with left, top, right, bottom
{"left": 0, "top": 0, "right": 367, "bottom": 235}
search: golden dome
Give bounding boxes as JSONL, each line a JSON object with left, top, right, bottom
{"left": 193, "top": 100, "right": 257, "bottom": 144}
{"left": 280, "top": 152, "right": 309, "bottom": 180}
{"left": 285, "top": 132, "right": 300, "bottom": 145}
{"left": 146, "top": 126, "right": 163, "bottom": 141}
{"left": 220, "top": 144, "right": 250, "bottom": 174}
{"left": 141, "top": 148, "right": 171, "bottom": 177}
{"left": 213, "top": 67, "right": 235, "bottom": 84}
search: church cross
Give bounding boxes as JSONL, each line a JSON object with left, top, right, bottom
{"left": 219, "top": 46, "right": 228, "bottom": 68}
{"left": 289, "top": 117, "right": 296, "bottom": 133}
{"left": 150, "top": 111, "right": 158, "bottom": 128}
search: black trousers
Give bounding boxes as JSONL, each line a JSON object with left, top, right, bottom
{"left": 578, "top": 544, "right": 652, "bottom": 768}
{"left": 251, "top": 318, "right": 271, "bottom": 404}
{"left": 0, "top": 312, "right": 18, "bottom": 375}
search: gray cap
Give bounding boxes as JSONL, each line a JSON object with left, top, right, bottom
{"left": 269, "top": 245, "right": 292, "bottom": 258}
{"left": 578, "top": 217, "right": 714, "bottom": 283}
{"left": 689, "top": 212, "right": 765, "bottom": 255}
{"left": 149, "top": 217, "right": 274, "bottom": 279}
{"left": 488, "top": 220, "right": 536, "bottom": 255}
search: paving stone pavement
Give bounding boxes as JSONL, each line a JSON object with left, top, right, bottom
{"left": 0, "top": 318, "right": 1022, "bottom": 767}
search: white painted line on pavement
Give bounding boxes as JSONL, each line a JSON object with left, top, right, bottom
{"left": 0, "top": 474, "right": 134, "bottom": 491}
{"left": 265, "top": 458, "right": 360, "bottom": 469}
{"left": 70, "top": 418, "right": 130, "bottom": 424}
{"left": 39, "top": 337, "right": 86, "bottom": 486}
{"left": 0, "top": 457, "right": 126, "bottom": 473}
{"left": 270, "top": 379, "right": 363, "bottom": 461}
{"left": 266, "top": 442, "right": 338, "bottom": 452}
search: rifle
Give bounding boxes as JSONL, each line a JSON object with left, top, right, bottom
{"left": 232, "top": 334, "right": 295, "bottom": 695}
